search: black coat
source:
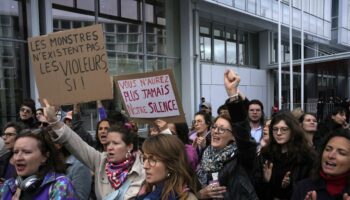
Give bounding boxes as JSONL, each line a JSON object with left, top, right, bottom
{"left": 292, "top": 178, "right": 350, "bottom": 200}
{"left": 218, "top": 98, "right": 258, "bottom": 200}
{"left": 254, "top": 151, "right": 314, "bottom": 200}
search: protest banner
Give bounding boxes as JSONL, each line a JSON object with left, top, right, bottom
{"left": 114, "top": 69, "right": 185, "bottom": 123}
{"left": 28, "top": 24, "right": 113, "bottom": 105}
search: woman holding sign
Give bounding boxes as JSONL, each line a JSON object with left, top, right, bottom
{"left": 41, "top": 99, "right": 145, "bottom": 200}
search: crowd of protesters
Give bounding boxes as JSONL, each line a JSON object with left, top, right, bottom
{"left": 0, "top": 69, "right": 349, "bottom": 200}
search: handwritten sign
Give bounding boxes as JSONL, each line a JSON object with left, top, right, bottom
{"left": 114, "top": 69, "right": 185, "bottom": 123}
{"left": 28, "top": 24, "right": 112, "bottom": 105}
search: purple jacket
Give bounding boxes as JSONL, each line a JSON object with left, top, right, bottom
{"left": 0, "top": 172, "right": 76, "bottom": 200}
{"left": 185, "top": 144, "right": 198, "bottom": 171}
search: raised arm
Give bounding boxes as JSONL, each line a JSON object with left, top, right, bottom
{"left": 43, "top": 99, "right": 101, "bottom": 171}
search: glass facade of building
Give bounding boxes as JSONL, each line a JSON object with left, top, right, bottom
{"left": 0, "top": 0, "right": 179, "bottom": 129}
{"left": 0, "top": 0, "right": 29, "bottom": 127}
{"left": 207, "top": 0, "right": 332, "bottom": 39}
{"left": 199, "top": 21, "right": 259, "bottom": 67}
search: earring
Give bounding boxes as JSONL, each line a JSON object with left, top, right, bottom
{"left": 125, "top": 150, "right": 132, "bottom": 159}
{"left": 167, "top": 173, "right": 171, "bottom": 177}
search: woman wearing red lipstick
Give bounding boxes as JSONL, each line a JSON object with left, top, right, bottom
{"left": 292, "top": 129, "right": 350, "bottom": 200}
{"left": 41, "top": 99, "right": 145, "bottom": 200}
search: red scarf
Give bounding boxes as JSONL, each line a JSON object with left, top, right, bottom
{"left": 320, "top": 170, "right": 349, "bottom": 196}
{"left": 105, "top": 154, "right": 135, "bottom": 190}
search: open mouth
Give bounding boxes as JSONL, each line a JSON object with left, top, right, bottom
{"left": 212, "top": 136, "right": 220, "bottom": 142}
{"left": 107, "top": 153, "right": 115, "bottom": 158}
{"left": 100, "top": 135, "right": 107, "bottom": 141}
{"left": 15, "top": 164, "right": 26, "bottom": 172}
{"left": 325, "top": 161, "right": 336, "bottom": 167}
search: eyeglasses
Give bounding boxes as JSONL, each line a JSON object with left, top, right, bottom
{"left": 20, "top": 107, "right": 32, "bottom": 113}
{"left": 2, "top": 132, "right": 16, "bottom": 138}
{"left": 272, "top": 127, "right": 290, "bottom": 134}
{"left": 139, "top": 154, "right": 158, "bottom": 167}
{"left": 211, "top": 124, "right": 232, "bottom": 134}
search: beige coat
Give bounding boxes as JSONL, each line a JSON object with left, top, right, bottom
{"left": 53, "top": 124, "right": 145, "bottom": 200}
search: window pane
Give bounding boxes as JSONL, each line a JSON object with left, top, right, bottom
{"left": 248, "top": 0, "right": 256, "bottom": 14}
{"left": 226, "top": 41, "right": 237, "bottom": 64}
{"left": 77, "top": 0, "right": 94, "bottom": 11}
{"left": 200, "top": 36, "right": 211, "bottom": 61}
{"left": 261, "top": 0, "right": 272, "bottom": 19}
{"left": 121, "top": 0, "right": 138, "bottom": 20}
{"left": 235, "top": 0, "right": 246, "bottom": 10}
{"left": 214, "top": 39, "right": 225, "bottom": 63}
{"left": 100, "top": 0, "right": 119, "bottom": 16}
{"left": 200, "top": 26, "right": 210, "bottom": 35}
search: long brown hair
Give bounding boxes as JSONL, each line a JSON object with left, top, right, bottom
{"left": 142, "top": 134, "right": 197, "bottom": 200}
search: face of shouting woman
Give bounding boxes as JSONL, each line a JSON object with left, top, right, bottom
{"left": 321, "top": 136, "right": 350, "bottom": 176}
{"left": 13, "top": 137, "right": 48, "bottom": 177}
{"left": 106, "top": 132, "right": 133, "bottom": 163}
{"left": 211, "top": 118, "right": 234, "bottom": 150}
{"left": 98, "top": 121, "right": 110, "bottom": 146}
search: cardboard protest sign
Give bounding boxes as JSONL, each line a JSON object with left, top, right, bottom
{"left": 28, "top": 24, "right": 113, "bottom": 105}
{"left": 114, "top": 69, "right": 185, "bottom": 123}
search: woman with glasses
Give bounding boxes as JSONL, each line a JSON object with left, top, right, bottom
{"left": 196, "top": 69, "right": 258, "bottom": 199}
{"left": 0, "top": 122, "right": 23, "bottom": 183}
{"left": 0, "top": 128, "right": 75, "bottom": 199}
{"left": 254, "top": 112, "right": 316, "bottom": 200}
{"left": 136, "top": 134, "right": 197, "bottom": 200}
{"left": 42, "top": 99, "right": 145, "bottom": 200}
{"left": 292, "top": 129, "right": 350, "bottom": 200}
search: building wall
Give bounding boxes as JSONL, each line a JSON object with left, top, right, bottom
{"left": 200, "top": 63, "right": 268, "bottom": 117}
